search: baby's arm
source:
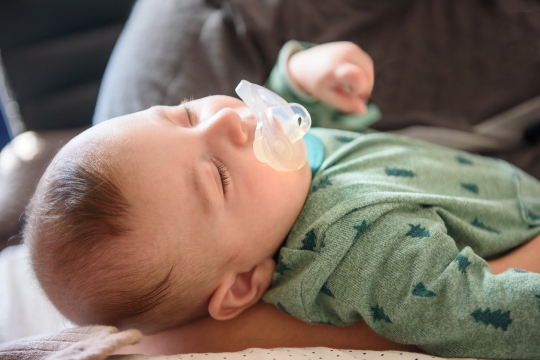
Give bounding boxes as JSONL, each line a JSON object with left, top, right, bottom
{"left": 266, "top": 41, "right": 381, "bottom": 132}
{"left": 488, "top": 232, "right": 540, "bottom": 274}
{"left": 346, "top": 208, "right": 540, "bottom": 358}
{"left": 270, "top": 206, "right": 540, "bottom": 359}
{"left": 287, "top": 42, "right": 374, "bottom": 114}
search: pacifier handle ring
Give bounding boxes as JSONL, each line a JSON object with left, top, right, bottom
{"left": 235, "top": 80, "right": 311, "bottom": 171}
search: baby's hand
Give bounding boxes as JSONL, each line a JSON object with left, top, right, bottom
{"left": 288, "top": 42, "right": 374, "bottom": 114}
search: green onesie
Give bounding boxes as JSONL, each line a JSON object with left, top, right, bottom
{"left": 261, "top": 42, "right": 540, "bottom": 359}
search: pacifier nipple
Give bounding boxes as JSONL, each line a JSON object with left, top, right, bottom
{"left": 235, "top": 80, "right": 311, "bottom": 172}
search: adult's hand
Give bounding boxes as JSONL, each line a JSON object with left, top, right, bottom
{"left": 117, "top": 303, "right": 420, "bottom": 355}
{"left": 488, "top": 233, "right": 540, "bottom": 275}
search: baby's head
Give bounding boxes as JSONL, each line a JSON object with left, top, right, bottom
{"left": 24, "top": 96, "right": 311, "bottom": 333}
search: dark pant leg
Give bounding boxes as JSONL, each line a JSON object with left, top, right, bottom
{"left": 92, "top": 0, "right": 407, "bottom": 123}
{"left": 93, "top": 0, "right": 281, "bottom": 124}
{"left": 93, "top": 0, "right": 540, "bottom": 179}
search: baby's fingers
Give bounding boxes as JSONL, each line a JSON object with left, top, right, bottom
{"left": 320, "top": 86, "right": 367, "bottom": 114}
{"left": 334, "top": 63, "right": 373, "bottom": 101}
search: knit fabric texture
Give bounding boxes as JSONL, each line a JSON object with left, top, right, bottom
{"left": 262, "top": 43, "right": 540, "bottom": 359}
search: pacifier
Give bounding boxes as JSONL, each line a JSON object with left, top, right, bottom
{"left": 235, "top": 80, "right": 311, "bottom": 171}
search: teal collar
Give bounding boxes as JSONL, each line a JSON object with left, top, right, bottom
{"left": 304, "top": 132, "right": 324, "bottom": 177}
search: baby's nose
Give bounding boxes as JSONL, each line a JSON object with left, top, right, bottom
{"left": 206, "top": 108, "right": 249, "bottom": 146}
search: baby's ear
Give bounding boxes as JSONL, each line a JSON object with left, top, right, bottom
{"left": 208, "top": 258, "right": 275, "bottom": 320}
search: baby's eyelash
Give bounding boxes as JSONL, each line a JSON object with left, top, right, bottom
{"left": 213, "top": 158, "right": 231, "bottom": 195}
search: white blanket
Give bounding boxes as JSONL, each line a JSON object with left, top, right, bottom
{"left": 0, "top": 244, "right": 71, "bottom": 343}
{"left": 118, "top": 347, "right": 477, "bottom": 360}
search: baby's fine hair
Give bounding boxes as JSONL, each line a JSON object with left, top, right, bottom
{"left": 22, "top": 142, "right": 208, "bottom": 333}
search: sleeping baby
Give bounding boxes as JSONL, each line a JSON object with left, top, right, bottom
{"left": 23, "top": 41, "right": 540, "bottom": 359}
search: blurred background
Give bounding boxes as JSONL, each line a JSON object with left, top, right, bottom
{"left": 0, "top": 0, "right": 135, "bottom": 251}
{"left": 0, "top": 0, "right": 135, "bottom": 137}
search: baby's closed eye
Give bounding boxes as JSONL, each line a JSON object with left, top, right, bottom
{"left": 212, "top": 157, "right": 231, "bottom": 195}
